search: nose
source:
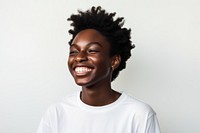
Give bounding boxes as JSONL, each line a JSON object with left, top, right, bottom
{"left": 75, "top": 51, "right": 88, "bottom": 62}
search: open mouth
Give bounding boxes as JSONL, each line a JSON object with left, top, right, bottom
{"left": 74, "top": 67, "right": 92, "bottom": 75}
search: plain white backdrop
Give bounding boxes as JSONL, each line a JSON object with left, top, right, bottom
{"left": 0, "top": 0, "right": 200, "bottom": 132}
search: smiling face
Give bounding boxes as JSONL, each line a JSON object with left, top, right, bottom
{"left": 68, "top": 29, "right": 118, "bottom": 88}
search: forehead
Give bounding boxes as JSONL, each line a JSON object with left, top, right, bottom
{"left": 71, "top": 29, "right": 110, "bottom": 46}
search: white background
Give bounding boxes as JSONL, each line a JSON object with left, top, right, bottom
{"left": 0, "top": 0, "right": 200, "bottom": 132}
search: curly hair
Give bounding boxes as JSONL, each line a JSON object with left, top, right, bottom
{"left": 67, "top": 6, "right": 135, "bottom": 81}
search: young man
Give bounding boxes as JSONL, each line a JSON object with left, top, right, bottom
{"left": 37, "top": 6, "right": 161, "bottom": 133}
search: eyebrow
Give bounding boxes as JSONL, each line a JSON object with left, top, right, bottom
{"left": 70, "top": 42, "right": 103, "bottom": 47}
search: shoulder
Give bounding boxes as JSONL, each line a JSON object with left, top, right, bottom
{"left": 43, "top": 91, "right": 79, "bottom": 115}
{"left": 120, "top": 93, "right": 161, "bottom": 133}
{"left": 122, "top": 93, "right": 156, "bottom": 118}
{"left": 37, "top": 92, "right": 78, "bottom": 133}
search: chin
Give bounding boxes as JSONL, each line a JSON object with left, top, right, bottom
{"left": 75, "top": 79, "right": 91, "bottom": 86}
{"left": 75, "top": 79, "right": 98, "bottom": 88}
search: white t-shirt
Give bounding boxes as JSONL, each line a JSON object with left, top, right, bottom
{"left": 37, "top": 91, "right": 161, "bottom": 133}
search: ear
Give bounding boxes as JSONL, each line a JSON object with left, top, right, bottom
{"left": 111, "top": 55, "right": 121, "bottom": 70}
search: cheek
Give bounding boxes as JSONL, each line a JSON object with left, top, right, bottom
{"left": 93, "top": 57, "right": 112, "bottom": 70}
{"left": 67, "top": 57, "right": 73, "bottom": 68}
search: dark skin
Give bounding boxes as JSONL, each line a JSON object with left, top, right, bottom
{"left": 68, "top": 29, "right": 121, "bottom": 106}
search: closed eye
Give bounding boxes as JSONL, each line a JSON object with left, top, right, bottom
{"left": 69, "top": 50, "right": 78, "bottom": 55}
{"left": 88, "top": 49, "right": 100, "bottom": 54}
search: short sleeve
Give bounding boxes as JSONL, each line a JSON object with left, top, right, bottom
{"left": 36, "top": 105, "right": 58, "bottom": 133}
{"left": 145, "top": 114, "right": 161, "bottom": 133}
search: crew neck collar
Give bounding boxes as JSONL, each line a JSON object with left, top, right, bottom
{"left": 77, "top": 90, "right": 127, "bottom": 112}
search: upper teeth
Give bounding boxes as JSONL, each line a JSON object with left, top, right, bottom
{"left": 75, "top": 67, "right": 92, "bottom": 73}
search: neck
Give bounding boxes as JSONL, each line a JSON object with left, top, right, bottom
{"left": 80, "top": 84, "right": 121, "bottom": 106}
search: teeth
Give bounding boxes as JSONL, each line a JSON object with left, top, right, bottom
{"left": 75, "top": 67, "right": 92, "bottom": 73}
